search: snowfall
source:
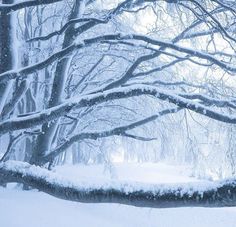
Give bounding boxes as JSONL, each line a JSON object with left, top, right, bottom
{"left": 1, "top": 162, "right": 236, "bottom": 227}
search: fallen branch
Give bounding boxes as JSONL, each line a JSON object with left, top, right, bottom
{"left": 1, "top": 161, "right": 236, "bottom": 208}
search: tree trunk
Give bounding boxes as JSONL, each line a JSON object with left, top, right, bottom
{"left": 0, "top": 0, "right": 14, "bottom": 113}
{"left": 0, "top": 0, "right": 15, "bottom": 187}
{"left": 30, "top": 0, "right": 82, "bottom": 165}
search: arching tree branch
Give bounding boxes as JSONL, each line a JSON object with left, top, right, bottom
{"left": 1, "top": 85, "right": 236, "bottom": 135}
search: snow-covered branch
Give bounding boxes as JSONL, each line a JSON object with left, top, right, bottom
{"left": 42, "top": 107, "right": 180, "bottom": 163}
{"left": 0, "top": 0, "right": 62, "bottom": 14}
{"left": 1, "top": 85, "right": 236, "bottom": 135}
{"left": 1, "top": 160, "right": 236, "bottom": 208}
{"left": 1, "top": 33, "right": 235, "bottom": 85}
{"left": 27, "top": 18, "right": 107, "bottom": 42}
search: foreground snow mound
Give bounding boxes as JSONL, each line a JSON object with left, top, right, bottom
{"left": 1, "top": 187, "right": 236, "bottom": 227}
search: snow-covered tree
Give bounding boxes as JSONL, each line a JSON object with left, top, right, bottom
{"left": 1, "top": 0, "right": 236, "bottom": 206}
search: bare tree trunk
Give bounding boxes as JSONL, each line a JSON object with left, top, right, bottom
{"left": 0, "top": 0, "right": 15, "bottom": 187}
{"left": 0, "top": 0, "right": 14, "bottom": 113}
{"left": 30, "top": 0, "right": 82, "bottom": 165}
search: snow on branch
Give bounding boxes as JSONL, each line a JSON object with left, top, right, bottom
{"left": 0, "top": 0, "right": 141, "bottom": 14}
{"left": 130, "top": 34, "right": 236, "bottom": 73}
{"left": 1, "top": 85, "right": 236, "bottom": 136}
{"left": 27, "top": 18, "right": 107, "bottom": 42}
{"left": 42, "top": 107, "right": 180, "bottom": 164}
{"left": 180, "top": 93, "right": 236, "bottom": 109}
{"left": 189, "top": 0, "right": 236, "bottom": 43}
{"left": 0, "top": 34, "right": 125, "bottom": 85}
{"left": 1, "top": 33, "right": 235, "bottom": 85}
{"left": 211, "top": 0, "right": 236, "bottom": 14}
{"left": 1, "top": 160, "right": 236, "bottom": 208}
{"left": 0, "top": 0, "right": 62, "bottom": 14}
{"left": 27, "top": 0, "right": 145, "bottom": 43}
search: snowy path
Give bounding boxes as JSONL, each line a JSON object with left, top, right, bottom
{"left": 1, "top": 163, "right": 236, "bottom": 227}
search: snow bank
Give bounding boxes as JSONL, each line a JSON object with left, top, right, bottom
{"left": 1, "top": 187, "right": 236, "bottom": 227}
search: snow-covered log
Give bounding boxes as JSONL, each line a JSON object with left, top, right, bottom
{"left": 1, "top": 161, "right": 236, "bottom": 208}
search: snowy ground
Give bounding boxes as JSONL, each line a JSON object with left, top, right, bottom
{"left": 1, "top": 162, "right": 236, "bottom": 227}
{"left": 54, "top": 162, "right": 202, "bottom": 184}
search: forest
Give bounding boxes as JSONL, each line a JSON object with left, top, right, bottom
{"left": 0, "top": 0, "right": 236, "bottom": 226}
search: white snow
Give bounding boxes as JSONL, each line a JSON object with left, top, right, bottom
{"left": 0, "top": 161, "right": 221, "bottom": 195}
{"left": 54, "top": 162, "right": 203, "bottom": 184}
{"left": 1, "top": 186, "right": 236, "bottom": 227}
{"left": 1, "top": 162, "right": 236, "bottom": 227}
